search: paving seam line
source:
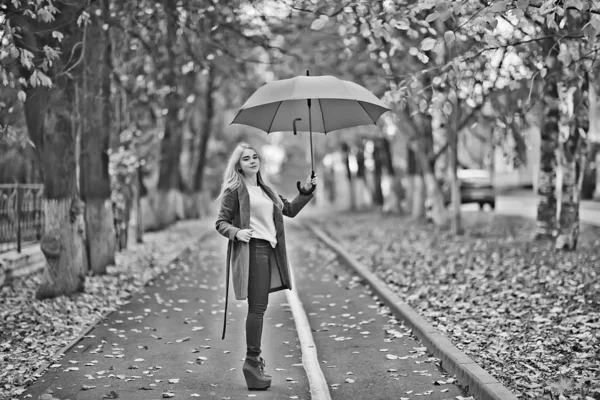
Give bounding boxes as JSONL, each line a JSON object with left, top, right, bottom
{"left": 27, "top": 229, "right": 212, "bottom": 386}
{"left": 306, "top": 224, "right": 519, "bottom": 400}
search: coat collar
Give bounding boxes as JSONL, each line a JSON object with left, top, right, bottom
{"left": 237, "top": 181, "right": 249, "bottom": 202}
{"left": 237, "top": 184, "right": 250, "bottom": 229}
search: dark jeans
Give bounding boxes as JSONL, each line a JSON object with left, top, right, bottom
{"left": 246, "top": 238, "right": 273, "bottom": 358}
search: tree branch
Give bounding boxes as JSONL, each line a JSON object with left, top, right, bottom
{"left": 106, "top": 17, "right": 155, "bottom": 55}
{"left": 284, "top": 1, "right": 353, "bottom": 17}
{"left": 458, "top": 102, "right": 484, "bottom": 132}
{"left": 220, "top": 22, "right": 291, "bottom": 55}
{"left": 431, "top": 141, "right": 449, "bottom": 161}
{"left": 179, "top": 29, "right": 207, "bottom": 69}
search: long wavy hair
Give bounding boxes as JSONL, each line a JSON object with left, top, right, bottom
{"left": 218, "top": 142, "right": 283, "bottom": 209}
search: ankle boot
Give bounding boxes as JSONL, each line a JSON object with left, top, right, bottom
{"left": 242, "top": 357, "right": 271, "bottom": 390}
{"left": 257, "top": 357, "right": 272, "bottom": 379}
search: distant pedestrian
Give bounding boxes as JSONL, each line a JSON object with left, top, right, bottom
{"left": 215, "top": 142, "right": 317, "bottom": 391}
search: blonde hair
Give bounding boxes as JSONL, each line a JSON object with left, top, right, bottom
{"left": 218, "top": 142, "right": 283, "bottom": 209}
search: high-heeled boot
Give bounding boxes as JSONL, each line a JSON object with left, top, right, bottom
{"left": 242, "top": 356, "right": 271, "bottom": 390}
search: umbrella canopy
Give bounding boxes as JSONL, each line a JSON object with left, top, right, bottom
{"left": 231, "top": 75, "right": 390, "bottom": 134}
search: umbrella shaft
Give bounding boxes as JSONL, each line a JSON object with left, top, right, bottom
{"left": 309, "top": 106, "right": 314, "bottom": 172}
{"left": 309, "top": 131, "right": 314, "bottom": 172}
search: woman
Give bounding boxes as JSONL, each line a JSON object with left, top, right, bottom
{"left": 215, "top": 142, "right": 317, "bottom": 391}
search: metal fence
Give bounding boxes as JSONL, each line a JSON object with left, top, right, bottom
{"left": 0, "top": 184, "right": 44, "bottom": 254}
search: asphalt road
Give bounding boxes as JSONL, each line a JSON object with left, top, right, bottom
{"left": 21, "top": 226, "right": 466, "bottom": 400}
{"left": 493, "top": 190, "right": 600, "bottom": 225}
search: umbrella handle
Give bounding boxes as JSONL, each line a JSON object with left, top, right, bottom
{"left": 293, "top": 118, "right": 301, "bottom": 135}
{"left": 297, "top": 170, "right": 316, "bottom": 195}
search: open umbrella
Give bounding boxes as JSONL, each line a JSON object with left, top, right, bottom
{"left": 231, "top": 71, "right": 390, "bottom": 191}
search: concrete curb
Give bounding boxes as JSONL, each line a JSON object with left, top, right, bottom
{"left": 28, "top": 231, "right": 210, "bottom": 386}
{"left": 307, "top": 224, "right": 518, "bottom": 400}
{"left": 0, "top": 246, "right": 46, "bottom": 287}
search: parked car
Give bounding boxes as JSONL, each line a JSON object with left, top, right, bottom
{"left": 442, "top": 169, "right": 496, "bottom": 210}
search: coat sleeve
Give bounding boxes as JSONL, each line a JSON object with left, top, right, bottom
{"left": 280, "top": 192, "right": 314, "bottom": 218}
{"left": 215, "top": 190, "right": 240, "bottom": 241}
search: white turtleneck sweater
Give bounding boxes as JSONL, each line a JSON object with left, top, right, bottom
{"left": 247, "top": 185, "right": 277, "bottom": 248}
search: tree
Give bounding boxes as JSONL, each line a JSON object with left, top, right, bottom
{"left": 79, "top": 0, "right": 116, "bottom": 274}
{"left": 153, "top": 0, "right": 185, "bottom": 228}
{"left": 331, "top": 1, "right": 483, "bottom": 228}
{"left": 306, "top": 2, "right": 442, "bottom": 221}
{"left": 447, "top": 0, "right": 598, "bottom": 248}
{"left": 191, "top": 64, "right": 216, "bottom": 217}
{"left": 321, "top": 0, "right": 598, "bottom": 243}
{"left": 371, "top": 139, "right": 385, "bottom": 206}
{"left": 556, "top": 75, "right": 589, "bottom": 249}
{"left": 5, "top": 2, "right": 89, "bottom": 298}
{"left": 110, "top": 0, "right": 293, "bottom": 227}
{"left": 553, "top": 8, "right": 596, "bottom": 250}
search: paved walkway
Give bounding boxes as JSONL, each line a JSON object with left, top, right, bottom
{"left": 20, "top": 216, "right": 465, "bottom": 400}
{"left": 12, "top": 190, "right": 598, "bottom": 399}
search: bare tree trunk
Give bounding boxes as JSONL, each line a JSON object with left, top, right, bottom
{"left": 535, "top": 39, "right": 561, "bottom": 239}
{"left": 420, "top": 74, "right": 446, "bottom": 226}
{"left": 448, "top": 103, "right": 463, "bottom": 235}
{"left": 135, "top": 166, "right": 144, "bottom": 243}
{"left": 183, "top": 110, "right": 202, "bottom": 219}
{"left": 556, "top": 76, "right": 589, "bottom": 250}
{"left": 355, "top": 140, "right": 370, "bottom": 210}
{"left": 594, "top": 151, "right": 600, "bottom": 201}
{"left": 24, "top": 86, "right": 88, "bottom": 299}
{"left": 404, "top": 147, "right": 414, "bottom": 214}
{"left": 407, "top": 147, "right": 423, "bottom": 217}
{"left": 590, "top": 72, "right": 600, "bottom": 200}
{"left": 380, "top": 136, "right": 402, "bottom": 213}
{"left": 372, "top": 139, "right": 384, "bottom": 206}
{"left": 156, "top": 0, "right": 183, "bottom": 229}
{"left": 192, "top": 65, "right": 216, "bottom": 218}
{"left": 415, "top": 142, "right": 446, "bottom": 226}
{"left": 80, "top": 0, "right": 115, "bottom": 274}
{"left": 389, "top": 85, "right": 443, "bottom": 221}
{"left": 412, "top": 172, "right": 426, "bottom": 218}
{"left": 38, "top": 197, "right": 87, "bottom": 299}
{"left": 341, "top": 142, "right": 356, "bottom": 211}
{"left": 407, "top": 94, "right": 447, "bottom": 225}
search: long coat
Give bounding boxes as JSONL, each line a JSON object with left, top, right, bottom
{"left": 215, "top": 182, "right": 313, "bottom": 302}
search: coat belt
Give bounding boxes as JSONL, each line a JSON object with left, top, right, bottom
{"left": 222, "top": 241, "right": 232, "bottom": 340}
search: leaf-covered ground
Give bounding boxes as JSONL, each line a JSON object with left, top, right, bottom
{"left": 314, "top": 211, "right": 600, "bottom": 400}
{"left": 0, "top": 221, "right": 209, "bottom": 400}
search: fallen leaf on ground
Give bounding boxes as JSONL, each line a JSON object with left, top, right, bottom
{"left": 317, "top": 212, "right": 600, "bottom": 399}
{"left": 0, "top": 226, "right": 207, "bottom": 399}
